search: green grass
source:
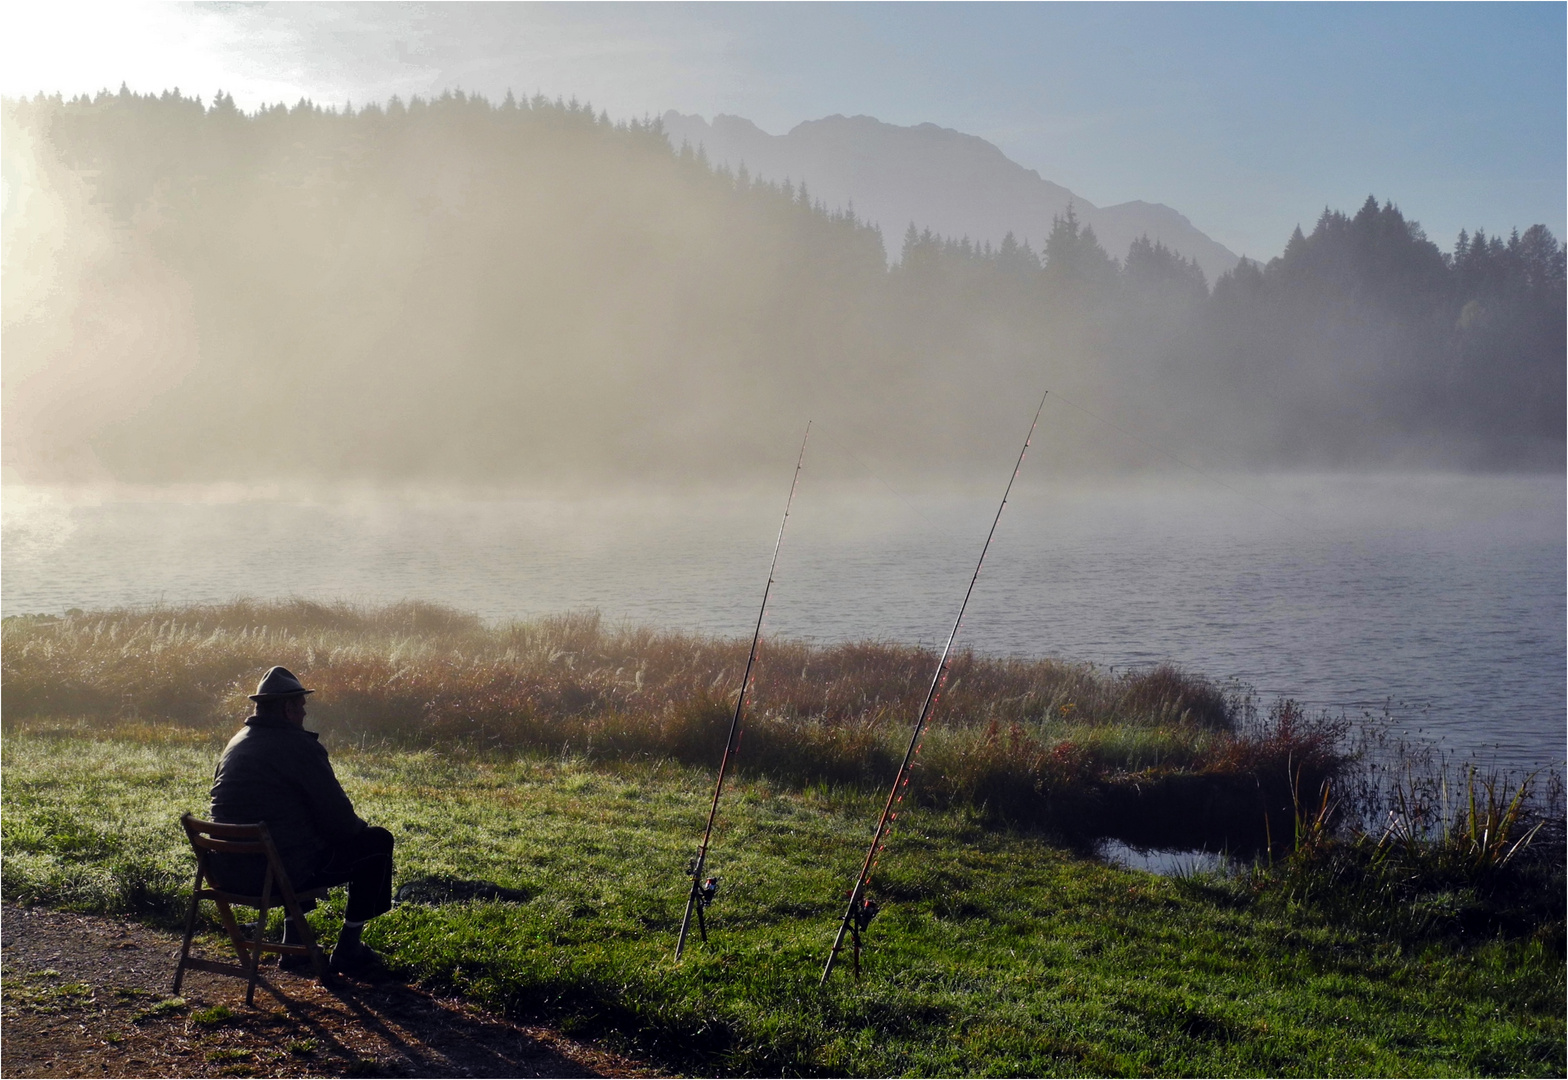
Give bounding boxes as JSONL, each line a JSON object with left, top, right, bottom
{"left": 190, "top": 1003, "right": 239, "bottom": 1027}
{"left": 3, "top": 730, "right": 1562, "bottom": 1077}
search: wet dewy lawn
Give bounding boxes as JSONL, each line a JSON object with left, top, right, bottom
{"left": 3, "top": 731, "right": 1563, "bottom": 1077}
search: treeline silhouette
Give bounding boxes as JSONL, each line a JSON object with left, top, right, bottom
{"left": 4, "top": 88, "right": 1561, "bottom": 483}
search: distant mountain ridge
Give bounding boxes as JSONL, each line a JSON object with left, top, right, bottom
{"left": 662, "top": 111, "right": 1239, "bottom": 284}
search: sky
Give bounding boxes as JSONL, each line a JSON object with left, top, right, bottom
{"left": 2, "top": 2, "right": 1563, "bottom": 260}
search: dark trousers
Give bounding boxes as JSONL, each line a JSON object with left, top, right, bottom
{"left": 298, "top": 827, "right": 395, "bottom": 923}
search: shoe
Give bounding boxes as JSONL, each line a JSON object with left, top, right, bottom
{"left": 330, "top": 941, "right": 390, "bottom": 978}
{"left": 278, "top": 951, "right": 317, "bottom": 973}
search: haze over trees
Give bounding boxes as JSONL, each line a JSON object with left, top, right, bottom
{"left": 4, "top": 89, "right": 1562, "bottom": 486}
{"left": 658, "top": 110, "right": 1243, "bottom": 285}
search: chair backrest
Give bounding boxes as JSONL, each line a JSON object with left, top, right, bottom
{"left": 181, "top": 814, "right": 275, "bottom": 858}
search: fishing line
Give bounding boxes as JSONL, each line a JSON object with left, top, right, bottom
{"left": 812, "top": 426, "right": 924, "bottom": 510}
{"left": 820, "top": 390, "right": 1048, "bottom": 985}
{"left": 675, "top": 422, "right": 812, "bottom": 960}
{"left": 1046, "top": 391, "right": 1424, "bottom": 632}
{"left": 1048, "top": 392, "right": 1322, "bottom": 539}
{"left": 780, "top": 421, "right": 985, "bottom": 652}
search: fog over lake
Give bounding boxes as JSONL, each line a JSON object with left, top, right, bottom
{"left": 5, "top": 472, "right": 1561, "bottom": 775}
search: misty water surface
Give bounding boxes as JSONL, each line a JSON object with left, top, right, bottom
{"left": 4, "top": 473, "right": 1562, "bottom": 774}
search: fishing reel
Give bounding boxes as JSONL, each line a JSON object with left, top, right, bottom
{"left": 675, "top": 863, "right": 722, "bottom": 956}
{"left": 837, "top": 892, "right": 881, "bottom": 981}
{"left": 852, "top": 894, "right": 879, "bottom": 933}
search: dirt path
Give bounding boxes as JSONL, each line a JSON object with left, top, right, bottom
{"left": 1, "top": 905, "right": 660, "bottom": 1079}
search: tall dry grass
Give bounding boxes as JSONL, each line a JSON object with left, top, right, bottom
{"left": 4, "top": 600, "right": 1343, "bottom": 843}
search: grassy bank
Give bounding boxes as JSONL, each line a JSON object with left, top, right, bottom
{"left": 3, "top": 601, "right": 1561, "bottom": 1074}
{"left": 3, "top": 730, "right": 1564, "bottom": 1077}
{"left": 2, "top": 601, "right": 1343, "bottom": 849}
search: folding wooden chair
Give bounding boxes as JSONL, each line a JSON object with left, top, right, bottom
{"left": 173, "top": 813, "right": 331, "bottom": 1005}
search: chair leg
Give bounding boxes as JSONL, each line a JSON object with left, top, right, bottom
{"left": 290, "top": 904, "right": 329, "bottom": 982}
{"left": 172, "top": 868, "right": 204, "bottom": 995}
{"left": 212, "top": 898, "right": 252, "bottom": 966}
{"left": 245, "top": 878, "right": 273, "bottom": 1008}
{"left": 276, "top": 878, "right": 330, "bottom": 983}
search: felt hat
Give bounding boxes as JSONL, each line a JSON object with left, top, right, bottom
{"left": 248, "top": 666, "right": 314, "bottom": 701}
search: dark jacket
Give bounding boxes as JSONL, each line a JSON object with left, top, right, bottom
{"left": 209, "top": 715, "right": 366, "bottom": 890}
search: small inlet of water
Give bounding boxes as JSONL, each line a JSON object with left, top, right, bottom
{"left": 1095, "top": 839, "right": 1241, "bottom": 877}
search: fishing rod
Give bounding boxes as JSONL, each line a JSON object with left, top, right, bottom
{"left": 820, "top": 391, "right": 1048, "bottom": 985}
{"left": 675, "top": 422, "right": 812, "bottom": 960}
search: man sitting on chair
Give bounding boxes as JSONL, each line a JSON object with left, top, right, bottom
{"left": 209, "top": 666, "right": 394, "bottom": 975}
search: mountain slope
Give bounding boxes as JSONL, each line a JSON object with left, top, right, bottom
{"left": 662, "top": 111, "right": 1239, "bottom": 282}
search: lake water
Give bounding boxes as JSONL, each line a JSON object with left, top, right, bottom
{"left": 3, "top": 473, "right": 1563, "bottom": 774}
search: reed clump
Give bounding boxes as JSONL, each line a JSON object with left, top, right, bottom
{"left": 1240, "top": 762, "right": 1567, "bottom": 947}
{"left": 4, "top": 599, "right": 1345, "bottom": 844}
